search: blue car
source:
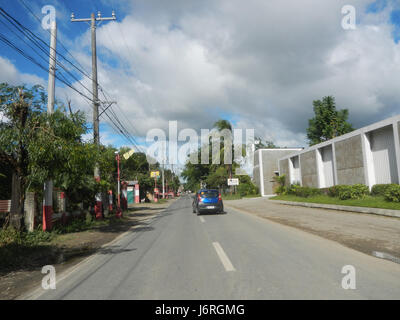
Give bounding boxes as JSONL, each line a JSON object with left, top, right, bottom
{"left": 192, "top": 189, "right": 224, "bottom": 215}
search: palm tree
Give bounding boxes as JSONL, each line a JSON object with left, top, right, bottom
{"left": 213, "top": 119, "right": 234, "bottom": 193}
{"left": 213, "top": 119, "right": 232, "bottom": 132}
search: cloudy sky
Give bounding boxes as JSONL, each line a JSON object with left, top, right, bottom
{"left": 1, "top": 0, "right": 400, "bottom": 152}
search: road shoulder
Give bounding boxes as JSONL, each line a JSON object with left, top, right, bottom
{"left": 224, "top": 197, "right": 400, "bottom": 263}
{"left": 0, "top": 199, "right": 177, "bottom": 300}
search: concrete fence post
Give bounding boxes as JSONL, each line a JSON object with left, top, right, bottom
{"left": 24, "top": 192, "right": 36, "bottom": 232}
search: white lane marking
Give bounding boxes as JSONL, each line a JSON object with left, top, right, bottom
{"left": 199, "top": 216, "right": 205, "bottom": 223}
{"left": 212, "top": 242, "right": 236, "bottom": 272}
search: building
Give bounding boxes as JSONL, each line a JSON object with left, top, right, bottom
{"left": 278, "top": 114, "right": 400, "bottom": 189}
{"left": 253, "top": 148, "right": 303, "bottom": 196}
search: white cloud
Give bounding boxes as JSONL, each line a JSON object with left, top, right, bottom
{"left": 0, "top": 56, "right": 46, "bottom": 86}
{"left": 59, "top": 0, "right": 400, "bottom": 149}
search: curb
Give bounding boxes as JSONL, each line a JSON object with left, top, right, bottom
{"left": 270, "top": 200, "right": 400, "bottom": 219}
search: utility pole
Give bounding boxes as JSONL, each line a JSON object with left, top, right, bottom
{"left": 43, "top": 20, "right": 57, "bottom": 231}
{"left": 115, "top": 151, "right": 122, "bottom": 218}
{"left": 162, "top": 165, "right": 165, "bottom": 199}
{"left": 161, "top": 142, "right": 165, "bottom": 199}
{"left": 71, "top": 11, "right": 116, "bottom": 219}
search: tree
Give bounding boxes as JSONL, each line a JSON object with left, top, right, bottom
{"left": 60, "top": 143, "right": 113, "bottom": 211}
{"left": 0, "top": 83, "right": 89, "bottom": 229}
{"left": 0, "top": 160, "right": 12, "bottom": 200}
{"left": 213, "top": 119, "right": 234, "bottom": 180}
{"left": 254, "top": 137, "right": 278, "bottom": 150}
{"left": 306, "top": 96, "right": 353, "bottom": 146}
{"left": 182, "top": 119, "right": 253, "bottom": 194}
{"left": 213, "top": 119, "right": 232, "bottom": 132}
{"left": 181, "top": 156, "right": 210, "bottom": 192}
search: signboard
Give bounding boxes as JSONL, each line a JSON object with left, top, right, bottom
{"left": 123, "top": 149, "right": 135, "bottom": 160}
{"left": 227, "top": 178, "right": 239, "bottom": 186}
{"left": 150, "top": 171, "right": 160, "bottom": 178}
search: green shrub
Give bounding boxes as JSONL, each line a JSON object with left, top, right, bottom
{"left": 275, "top": 185, "right": 287, "bottom": 195}
{"left": 0, "top": 227, "right": 55, "bottom": 247}
{"left": 329, "top": 184, "right": 369, "bottom": 200}
{"left": 273, "top": 174, "right": 286, "bottom": 187}
{"left": 237, "top": 181, "right": 258, "bottom": 196}
{"left": 371, "top": 184, "right": 398, "bottom": 196}
{"left": 327, "top": 186, "right": 339, "bottom": 197}
{"left": 287, "top": 185, "right": 322, "bottom": 198}
{"left": 384, "top": 184, "right": 400, "bottom": 202}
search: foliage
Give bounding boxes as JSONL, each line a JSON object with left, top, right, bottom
{"left": 274, "top": 185, "right": 287, "bottom": 195}
{"left": 273, "top": 174, "right": 286, "bottom": 187}
{"left": 118, "top": 147, "right": 180, "bottom": 198}
{"left": 271, "top": 194, "right": 400, "bottom": 210}
{"left": 181, "top": 157, "right": 211, "bottom": 191}
{"left": 306, "top": 96, "right": 354, "bottom": 146}
{"left": 205, "top": 166, "right": 229, "bottom": 189}
{"left": 0, "top": 83, "right": 94, "bottom": 228}
{"left": 328, "top": 184, "right": 369, "bottom": 200}
{"left": 0, "top": 227, "right": 55, "bottom": 247}
{"left": 383, "top": 184, "right": 400, "bottom": 202}
{"left": 213, "top": 119, "right": 232, "bottom": 132}
{"left": 0, "top": 160, "right": 12, "bottom": 200}
{"left": 178, "top": 119, "right": 255, "bottom": 194}
{"left": 287, "top": 184, "right": 322, "bottom": 198}
{"left": 273, "top": 174, "right": 287, "bottom": 194}
{"left": 53, "top": 216, "right": 110, "bottom": 234}
{"left": 237, "top": 175, "right": 259, "bottom": 196}
{"left": 254, "top": 137, "right": 278, "bottom": 150}
{"left": 371, "top": 184, "right": 398, "bottom": 197}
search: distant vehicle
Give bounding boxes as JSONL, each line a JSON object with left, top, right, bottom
{"left": 192, "top": 189, "right": 224, "bottom": 215}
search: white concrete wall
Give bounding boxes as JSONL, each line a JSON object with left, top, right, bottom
{"left": 320, "top": 145, "right": 335, "bottom": 188}
{"left": 369, "top": 125, "right": 398, "bottom": 184}
{"left": 278, "top": 115, "right": 400, "bottom": 188}
{"left": 290, "top": 156, "right": 300, "bottom": 184}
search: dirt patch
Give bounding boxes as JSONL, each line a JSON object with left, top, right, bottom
{"left": 262, "top": 215, "right": 395, "bottom": 258}
{"left": 225, "top": 198, "right": 400, "bottom": 261}
{"left": 0, "top": 199, "right": 176, "bottom": 300}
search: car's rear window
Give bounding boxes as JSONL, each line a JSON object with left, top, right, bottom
{"left": 200, "top": 191, "right": 219, "bottom": 198}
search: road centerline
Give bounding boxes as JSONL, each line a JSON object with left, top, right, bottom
{"left": 212, "top": 242, "right": 235, "bottom": 272}
{"left": 199, "top": 216, "right": 205, "bottom": 223}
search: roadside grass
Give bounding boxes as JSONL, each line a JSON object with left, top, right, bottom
{"left": 222, "top": 194, "right": 261, "bottom": 201}
{"left": 271, "top": 194, "right": 400, "bottom": 210}
{"left": 53, "top": 215, "right": 124, "bottom": 234}
{"left": 154, "top": 198, "right": 169, "bottom": 204}
{"left": 0, "top": 214, "right": 126, "bottom": 272}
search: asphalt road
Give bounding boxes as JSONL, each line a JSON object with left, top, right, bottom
{"left": 30, "top": 196, "right": 400, "bottom": 300}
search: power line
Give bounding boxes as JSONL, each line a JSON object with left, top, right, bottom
{"left": 17, "top": 0, "right": 94, "bottom": 82}
{"left": 0, "top": 29, "right": 95, "bottom": 104}
{"left": 98, "top": 88, "right": 146, "bottom": 153}
{"left": 0, "top": 7, "right": 97, "bottom": 101}
{"left": 1, "top": 5, "right": 146, "bottom": 153}
{"left": 68, "top": 1, "right": 148, "bottom": 154}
